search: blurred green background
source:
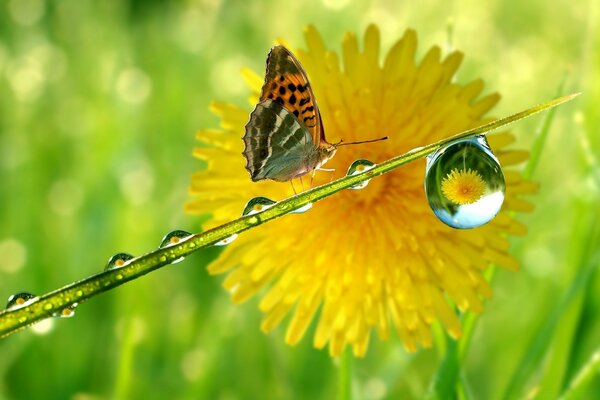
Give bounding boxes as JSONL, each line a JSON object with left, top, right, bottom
{"left": 0, "top": 0, "right": 598, "bottom": 399}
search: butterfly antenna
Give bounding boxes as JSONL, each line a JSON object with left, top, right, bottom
{"left": 336, "top": 136, "right": 389, "bottom": 147}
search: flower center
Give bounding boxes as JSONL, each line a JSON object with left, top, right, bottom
{"left": 441, "top": 168, "right": 486, "bottom": 205}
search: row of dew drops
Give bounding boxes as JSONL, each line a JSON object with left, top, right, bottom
{"left": 4, "top": 136, "right": 504, "bottom": 322}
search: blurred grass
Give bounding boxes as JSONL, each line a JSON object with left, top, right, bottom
{"left": 0, "top": 0, "right": 598, "bottom": 399}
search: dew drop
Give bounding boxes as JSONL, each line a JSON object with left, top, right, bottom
{"left": 242, "top": 197, "right": 276, "bottom": 216}
{"left": 6, "top": 292, "right": 37, "bottom": 310}
{"left": 425, "top": 136, "right": 505, "bottom": 229}
{"left": 159, "top": 230, "right": 193, "bottom": 248}
{"left": 290, "top": 203, "right": 313, "bottom": 214}
{"left": 214, "top": 234, "right": 238, "bottom": 246}
{"left": 53, "top": 303, "right": 78, "bottom": 318}
{"left": 346, "top": 159, "right": 376, "bottom": 190}
{"left": 105, "top": 253, "right": 135, "bottom": 270}
{"left": 246, "top": 215, "right": 259, "bottom": 226}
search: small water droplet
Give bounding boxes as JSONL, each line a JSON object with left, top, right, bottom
{"left": 105, "top": 253, "right": 135, "bottom": 270}
{"left": 6, "top": 292, "right": 37, "bottom": 310}
{"left": 246, "top": 215, "right": 259, "bottom": 226}
{"left": 346, "top": 159, "right": 377, "bottom": 189}
{"left": 53, "top": 303, "right": 78, "bottom": 318}
{"left": 290, "top": 203, "right": 313, "bottom": 214}
{"left": 159, "top": 230, "right": 193, "bottom": 248}
{"left": 214, "top": 233, "right": 238, "bottom": 246}
{"left": 425, "top": 136, "right": 505, "bottom": 229}
{"left": 242, "top": 197, "right": 277, "bottom": 216}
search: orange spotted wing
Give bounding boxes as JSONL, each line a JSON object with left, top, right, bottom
{"left": 258, "top": 45, "right": 329, "bottom": 147}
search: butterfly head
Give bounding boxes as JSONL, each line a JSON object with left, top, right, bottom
{"left": 318, "top": 143, "right": 339, "bottom": 165}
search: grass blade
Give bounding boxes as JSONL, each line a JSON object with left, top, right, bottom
{"left": 502, "top": 212, "right": 600, "bottom": 399}
{"left": 560, "top": 349, "right": 600, "bottom": 400}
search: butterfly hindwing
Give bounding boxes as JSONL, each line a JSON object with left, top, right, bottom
{"left": 243, "top": 99, "right": 315, "bottom": 182}
{"left": 259, "top": 45, "right": 327, "bottom": 146}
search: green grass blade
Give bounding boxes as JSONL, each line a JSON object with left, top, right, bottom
{"left": 426, "top": 335, "right": 460, "bottom": 400}
{"left": 502, "top": 212, "right": 600, "bottom": 400}
{"left": 523, "top": 71, "right": 570, "bottom": 180}
{"left": 560, "top": 349, "right": 600, "bottom": 400}
{"left": 515, "top": 74, "right": 581, "bottom": 399}
{"left": 0, "top": 94, "right": 578, "bottom": 339}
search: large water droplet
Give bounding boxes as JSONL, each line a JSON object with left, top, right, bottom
{"left": 214, "top": 234, "right": 238, "bottom": 246}
{"left": 290, "top": 203, "right": 313, "bottom": 214}
{"left": 242, "top": 197, "right": 276, "bottom": 216}
{"left": 425, "top": 136, "right": 505, "bottom": 229}
{"left": 6, "top": 292, "right": 37, "bottom": 310}
{"left": 346, "top": 159, "right": 376, "bottom": 190}
{"left": 53, "top": 303, "right": 78, "bottom": 318}
{"left": 105, "top": 253, "right": 135, "bottom": 270}
{"left": 159, "top": 230, "right": 193, "bottom": 248}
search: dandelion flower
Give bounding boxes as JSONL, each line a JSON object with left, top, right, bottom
{"left": 441, "top": 168, "right": 486, "bottom": 205}
{"left": 186, "top": 25, "right": 538, "bottom": 356}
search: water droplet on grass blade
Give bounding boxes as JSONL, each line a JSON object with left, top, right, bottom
{"left": 290, "top": 203, "right": 313, "bottom": 214}
{"left": 425, "top": 136, "right": 505, "bottom": 229}
{"left": 53, "top": 303, "right": 78, "bottom": 318}
{"left": 214, "top": 234, "right": 238, "bottom": 246}
{"left": 105, "top": 253, "right": 135, "bottom": 270}
{"left": 159, "top": 230, "right": 193, "bottom": 248}
{"left": 346, "top": 159, "right": 376, "bottom": 189}
{"left": 6, "top": 292, "right": 37, "bottom": 310}
{"left": 242, "top": 197, "right": 276, "bottom": 216}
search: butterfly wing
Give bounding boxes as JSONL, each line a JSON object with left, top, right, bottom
{"left": 243, "top": 99, "right": 316, "bottom": 182}
{"left": 259, "top": 45, "right": 328, "bottom": 146}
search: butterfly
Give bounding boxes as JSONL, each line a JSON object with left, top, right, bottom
{"left": 243, "top": 45, "right": 386, "bottom": 183}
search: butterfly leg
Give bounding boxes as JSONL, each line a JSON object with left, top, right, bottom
{"left": 317, "top": 167, "right": 336, "bottom": 182}
{"left": 290, "top": 180, "right": 297, "bottom": 195}
{"left": 299, "top": 176, "right": 305, "bottom": 192}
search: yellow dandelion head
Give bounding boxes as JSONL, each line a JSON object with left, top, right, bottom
{"left": 187, "top": 25, "right": 538, "bottom": 357}
{"left": 441, "top": 168, "right": 486, "bottom": 205}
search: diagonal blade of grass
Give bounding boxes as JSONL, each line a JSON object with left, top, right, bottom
{"left": 560, "top": 348, "right": 600, "bottom": 400}
{"left": 501, "top": 210, "right": 600, "bottom": 400}
{"left": 523, "top": 70, "right": 570, "bottom": 180}
{"left": 0, "top": 94, "right": 578, "bottom": 340}
{"left": 426, "top": 335, "right": 460, "bottom": 400}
